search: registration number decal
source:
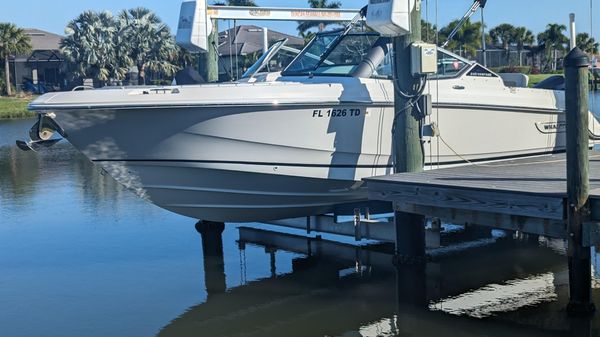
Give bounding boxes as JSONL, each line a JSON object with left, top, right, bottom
{"left": 312, "top": 108, "right": 362, "bottom": 118}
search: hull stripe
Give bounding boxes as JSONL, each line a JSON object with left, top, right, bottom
{"left": 92, "top": 149, "right": 567, "bottom": 168}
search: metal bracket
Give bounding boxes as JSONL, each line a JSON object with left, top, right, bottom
{"left": 354, "top": 208, "right": 362, "bottom": 241}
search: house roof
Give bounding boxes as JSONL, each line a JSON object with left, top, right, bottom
{"left": 218, "top": 25, "right": 304, "bottom": 57}
{"left": 10, "top": 29, "right": 64, "bottom": 62}
{"left": 24, "top": 28, "right": 63, "bottom": 51}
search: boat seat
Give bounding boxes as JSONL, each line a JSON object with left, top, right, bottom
{"left": 498, "top": 73, "right": 529, "bottom": 88}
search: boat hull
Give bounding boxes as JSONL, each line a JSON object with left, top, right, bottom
{"left": 100, "top": 160, "right": 371, "bottom": 222}
{"left": 52, "top": 102, "right": 392, "bottom": 222}
{"left": 30, "top": 78, "right": 599, "bottom": 222}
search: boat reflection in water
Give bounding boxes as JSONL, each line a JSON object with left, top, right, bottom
{"left": 158, "top": 226, "right": 595, "bottom": 337}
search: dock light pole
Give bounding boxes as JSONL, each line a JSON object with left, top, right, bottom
{"left": 392, "top": 1, "right": 426, "bottom": 261}
{"left": 564, "top": 47, "right": 595, "bottom": 315}
{"left": 569, "top": 14, "right": 577, "bottom": 50}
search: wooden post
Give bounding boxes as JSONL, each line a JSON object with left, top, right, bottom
{"left": 392, "top": 1, "right": 426, "bottom": 260}
{"left": 564, "top": 47, "right": 595, "bottom": 315}
{"left": 199, "top": 19, "right": 219, "bottom": 82}
{"left": 196, "top": 221, "right": 226, "bottom": 298}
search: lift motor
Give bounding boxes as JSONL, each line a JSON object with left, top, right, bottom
{"left": 366, "top": 0, "right": 415, "bottom": 36}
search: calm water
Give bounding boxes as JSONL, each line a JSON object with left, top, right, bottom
{"left": 2, "top": 97, "right": 600, "bottom": 337}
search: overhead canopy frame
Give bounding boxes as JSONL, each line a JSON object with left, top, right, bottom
{"left": 176, "top": 0, "right": 360, "bottom": 53}
{"left": 206, "top": 5, "right": 360, "bottom": 21}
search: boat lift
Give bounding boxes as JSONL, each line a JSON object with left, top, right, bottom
{"left": 176, "top": 0, "right": 361, "bottom": 53}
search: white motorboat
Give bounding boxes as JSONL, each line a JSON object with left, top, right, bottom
{"left": 22, "top": 24, "right": 600, "bottom": 222}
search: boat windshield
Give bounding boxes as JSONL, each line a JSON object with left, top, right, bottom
{"left": 282, "top": 31, "right": 380, "bottom": 77}
{"left": 242, "top": 39, "right": 301, "bottom": 79}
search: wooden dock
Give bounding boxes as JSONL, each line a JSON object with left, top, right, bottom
{"left": 365, "top": 151, "right": 600, "bottom": 247}
{"left": 364, "top": 47, "right": 597, "bottom": 315}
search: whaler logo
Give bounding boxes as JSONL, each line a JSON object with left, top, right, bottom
{"left": 535, "top": 121, "right": 566, "bottom": 134}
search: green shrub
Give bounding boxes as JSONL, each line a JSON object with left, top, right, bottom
{"left": 497, "top": 66, "right": 532, "bottom": 74}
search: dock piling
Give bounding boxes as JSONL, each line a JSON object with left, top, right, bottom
{"left": 564, "top": 47, "right": 595, "bottom": 315}
{"left": 196, "top": 221, "right": 226, "bottom": 297}
{"left": 392, "top": 0, "right": 427, "bottom": 262}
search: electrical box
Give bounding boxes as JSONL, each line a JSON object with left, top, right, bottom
{"left": 417, "top": 94, "right": 432, "bottom": 117}
{"left": 411, "top": 43, "right": 437, "bottom": 76}
{"left": 366, "top": 0, "right": 415, "bottom": 36}
{"left": 176, "top": 0, "right": 213, "bottom": 53}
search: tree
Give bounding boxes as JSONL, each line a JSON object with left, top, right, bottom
{"left": 118, "top": 7, "right": 179, "bottom": 85}
{"left": 438, "top": 19, "right": 482, "bottom": 59}
{"left": 537, "top": 23, "right": 568, "bottom": 71}
{"left": 513, "top": 26, "right": 534, "bottom": 66}
{"left": 62, "top": 8, "right": 180, "bottom": 87}
{"left": 297, "top": 0, "right": 342, "bottom": 35}
{"left": 577, "top": 32, "right": 599, "bottom": 55}
{"left": 421, "top": 20, "right": 437, "bottom": 44}
{"left": 0, "top": 23, "right": 31, "bottom": 96}
{"left": 61, "top": 11, "right": 128, "bottom": 85}
{"left": 300, "top": 31, "right": 316, "bottom": 45}
{"left": 489, "top": 23, "right": 516, "bottom": 64}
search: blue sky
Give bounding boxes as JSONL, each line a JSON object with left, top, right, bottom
{"left": 0, "top": 0, "right": 598, "bottom": 40}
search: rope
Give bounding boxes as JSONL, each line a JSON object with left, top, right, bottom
{"left": 234, "top": 19, "right": 239, "bottom": 80}
{"left": 591, "top": 0, "right": 597, "bottom": 136}
{"left": 229, "top": 20, "right": 233, "bottom": 78}
{"left": 439, "top": 135, "right": 600, "bottom": 168}
{"left": 435, "top": 0, "right": 441, "bottom": 169}
{"left": 426, "top": 0, "right": 433, "bottom": 167}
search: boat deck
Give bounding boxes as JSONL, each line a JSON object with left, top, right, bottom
{"left": 365, "top": 151, "right": 600, "bottom": 245}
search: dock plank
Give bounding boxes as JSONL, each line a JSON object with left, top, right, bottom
{"left": 364, "top": 151, "right": 600, "bottom": 240}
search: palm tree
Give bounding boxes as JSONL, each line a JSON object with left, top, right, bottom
{"left": 61, "top": 11, "right": 125, "bottom": 85}
{"left": 300, "top": 31, "right": 316, "bottom": 45}
{"left": 489, "top": 23, "right": 516, "bottom": 65}
{"left": 297, "top": 0, "right": 342, "bottom": 34}
{"left": 439, "top": 19, "right": 482, "bottom": 59}
{"left": 537, "top": 23, "right": 568, "bottom": 71}
{"left": 577, "top": 33, "right": 599, "bottom": 54}
{"left": 421, "top": 20, "right": 437, "bottom": 44}
{"left": 512, "top": 26, "right": 534, "bottom": 66}
{"left": 0, "top": 23, "right": 31, "bottom": 96}
{"left": 118, "top": 7, "right": 179, "bottom": 85}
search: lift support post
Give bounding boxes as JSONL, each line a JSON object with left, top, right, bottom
{"left": 392, "top": 1, "right": 426, "bottom": 261}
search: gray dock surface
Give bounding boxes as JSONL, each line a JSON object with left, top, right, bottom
{"left": 365, "top": 151, "right": 600, "bottom": 245}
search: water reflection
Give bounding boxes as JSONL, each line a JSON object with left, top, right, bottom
{"left": 157, "top": 226, "right": 595, "bottom": 337}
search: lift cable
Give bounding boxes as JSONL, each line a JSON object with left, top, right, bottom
{"left": 441, "top": 0, "right": 487, "bottom": 48}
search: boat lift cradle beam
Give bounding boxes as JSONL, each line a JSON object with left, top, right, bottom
{"left": 206, "top": 5, "right": 361, "bottom": 22}
{"left": 178, "top": 0, "right": 361, "bottom": 49}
